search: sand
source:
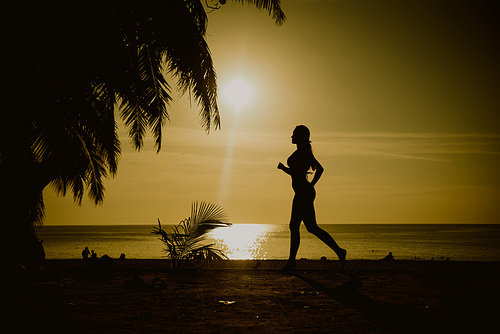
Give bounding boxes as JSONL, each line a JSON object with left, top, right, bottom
{"left": 9, "top": 259, "right": 500, "bottom": 333}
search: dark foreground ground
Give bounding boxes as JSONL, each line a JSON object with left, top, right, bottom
{"left": 8, "top": 259, "right": 500, "bottom": 333}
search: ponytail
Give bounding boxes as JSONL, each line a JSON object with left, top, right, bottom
{"left": 304, "top": 141, "right": 317, "bottom": 171}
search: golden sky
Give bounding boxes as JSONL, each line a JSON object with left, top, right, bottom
{"left": 43, "top": 0, "right": 500, "bottom": 225}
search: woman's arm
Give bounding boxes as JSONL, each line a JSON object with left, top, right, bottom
{"left": 310, "top": 160, "right": 324, "bottom": 187}
{"left": 277, "top": 162, "right": 292, "bottom": 175}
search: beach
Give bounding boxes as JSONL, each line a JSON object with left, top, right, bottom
{"left": 10, "top": 259, "right": 500, "bottom": 333}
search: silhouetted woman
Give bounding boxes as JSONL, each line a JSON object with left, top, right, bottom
{"left": 278, "top": 125, "right": 346, "bottom": 271}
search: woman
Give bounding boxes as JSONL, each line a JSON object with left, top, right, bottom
{"left": 278, "top": 125, "right": 346, "bottom": 271}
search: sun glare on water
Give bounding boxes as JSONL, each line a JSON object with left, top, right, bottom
{"left": 209, "top": 224, "right": 273, "bottom": 260}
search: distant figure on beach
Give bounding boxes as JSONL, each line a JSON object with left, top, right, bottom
{"left": 278, "top": 125, "right": 347, "bottom": 271}
{"left": 82, "top": 247, "right": 90, "bottom": 260}
{"left": 383, "top": 252, "right": 394, "bottom": 261}
{"left": 90, "top": 250, "right": 97, "bottom": 259}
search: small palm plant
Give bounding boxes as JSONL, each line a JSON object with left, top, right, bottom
{"left": 152, "top": 201, "right": 231, "bottom": 268}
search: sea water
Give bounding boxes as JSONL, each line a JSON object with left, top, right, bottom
{"left": 37, "top": 224, "right": 500, "bottom": 262}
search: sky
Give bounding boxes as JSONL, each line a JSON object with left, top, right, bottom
{"left": 43, "top": 0, "right": 500, "bottom": 225}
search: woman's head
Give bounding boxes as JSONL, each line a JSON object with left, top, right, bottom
{"left": 291, "top": 125, "right": 310, "bottom": 145}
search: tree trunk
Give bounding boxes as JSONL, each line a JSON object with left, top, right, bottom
{"left": 1, "top": 158, "right": 49, "bottom": 278}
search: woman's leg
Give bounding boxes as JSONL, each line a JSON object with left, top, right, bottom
{"left": 284, "top": 199, "right": 302, "bottom": 270}
{"left": 287, "top": 217, "right": 301, "bottom": 264}
{"left": 303, "top": 201, "right": 346, "bottom": 268}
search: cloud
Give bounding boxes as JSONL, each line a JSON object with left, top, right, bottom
{"left": 312, "top": 132, "right": 500, "bottom": 161}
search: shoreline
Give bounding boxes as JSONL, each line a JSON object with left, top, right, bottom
{"left": 38, "top": 224, "right": 500, "bottom": 263}
{"left": 43, "top": 258, "right": 500, "bottom": 270}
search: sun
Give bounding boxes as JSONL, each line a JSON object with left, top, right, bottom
{"left": 222, "top": 77, "right": 255, "bottom": 112}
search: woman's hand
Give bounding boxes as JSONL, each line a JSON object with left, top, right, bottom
{"left": 278, "top": 162, "right": 292, "bottom": 175}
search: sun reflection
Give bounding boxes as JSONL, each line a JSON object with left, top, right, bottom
{"left": 209, "top": 224, "right": 273, "bottom": 260}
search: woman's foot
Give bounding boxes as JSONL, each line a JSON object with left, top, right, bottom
{"left": 338, "top": 248, "right": 347, "bottom": 269}
{"left": 281, "top": 260, "right": 296, "bottom": 272}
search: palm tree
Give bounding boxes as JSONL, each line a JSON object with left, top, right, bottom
{"left": 1, "top": 1, "right": 285, "bottom": 267}
{"left": 152, "top": 201, "right": 231, "bottom": 268}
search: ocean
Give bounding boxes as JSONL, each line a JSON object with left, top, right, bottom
{"left": 37, "top": 224, "right": 500, "bottom": 262}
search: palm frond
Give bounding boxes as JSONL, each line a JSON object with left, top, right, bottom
{"left": 138, "top": 44, "right": 172, "bottom": 151}
{"left": 231, "top": 0, "right": 286, "bottom": 26}
{"left": 117, "top": 43, "right": 173, "bottom": 151}
{"left": 190, "top": 201, "right": 230, "bottom": 229}
{"left": 31, "top": 124, "right": 51, "bottom": 165}
{"left": 87, "top": 81, "right": 121, "bottom": 175}
{"left": 152, "top": 201, "right": 231, "bottom": 268}
{"left": 120, "top": 99, "right": 149, "bottom": 150}
{"left": 184, "top": 0, "right": 209, "bottom": 34}
{"left": 162, "top": 5, "right": 220, "bottom": 132}
{"left": 42, "top": 84, "right": 119, "bottom": 208}
{"left": 73, "top": 127, "right": 108, "bottom": 204}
